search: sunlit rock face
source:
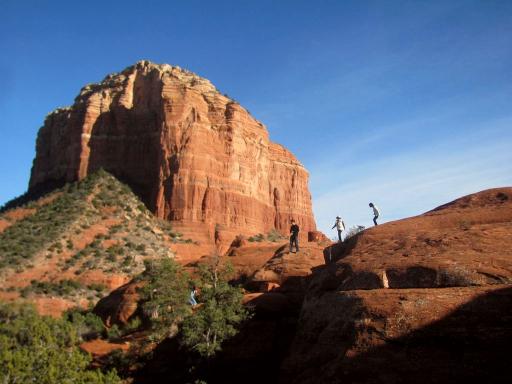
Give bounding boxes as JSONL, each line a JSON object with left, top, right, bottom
{"left": 29, "top": 61, "right": 317, "bottom": 242}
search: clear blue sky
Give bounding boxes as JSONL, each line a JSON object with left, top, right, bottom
{"left": 1, "top": 0, "right": 511, "bottom": 236}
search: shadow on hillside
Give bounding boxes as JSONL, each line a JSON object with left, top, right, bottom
{"left": 132, "top": 292, "right": 303, "bottom": 384}
{"left": 281, "top": 285, "right": 512, "bottom": 384}
{"left": 130, "top": 280, "right": 512, "bottom": 384}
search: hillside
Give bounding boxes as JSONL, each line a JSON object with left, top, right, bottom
{"left": 281, "top": 187, "right": 512, "bottom": 384}
{"left": 0, "top": 170, "right": 199, "bottom": 316}
{"left": 87, "top": 187, "right": 511, "bottom": 384}
{"left": 1, "top": 176, "right": 511, "bottom": 383}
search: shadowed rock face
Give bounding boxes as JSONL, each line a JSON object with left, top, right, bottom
{"left": 29, "top": 60, "right": 316, "bottom": 241}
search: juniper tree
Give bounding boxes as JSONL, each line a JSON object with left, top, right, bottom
{"left": 139, "top": 257, "right": 190, "bottom": 342}
{"left": 180, "top": 256, "right": 249, "bottom": 358}
{"left": 0, "top": 302, "right": 120, "bottom": 384}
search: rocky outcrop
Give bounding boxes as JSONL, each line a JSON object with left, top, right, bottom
{"left": 29, "top": 61, "right": 316, "bottom": 242}
{"left": 280, "top": 187, "right": 512, "bottom": 383}
{"left": 94, "top": 281, "right": 143, "bottom": 326}
{"left": 95, "top": 188, "right": 512, "bottom": 384}
{"left": 313, "top": 187, "right": 512, "bottom": 292}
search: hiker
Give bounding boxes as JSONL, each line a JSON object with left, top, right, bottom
{"left": 189, "top": 286, "right": 198, "bottom": 306}
{"left": 289, "top": 219, "right": 300, "bottom": 253}
{"left": 331, "top": 216, "right": 345, "bottom": 242}
{"left": 369, "top": 202, "right": 380, "bottom": 226}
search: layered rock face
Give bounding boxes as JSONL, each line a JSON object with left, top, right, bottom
{"left": 29, "top": 61, "right": 316, "bottom": 240}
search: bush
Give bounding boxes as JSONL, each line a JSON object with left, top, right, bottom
{"left": 248, "top": 233, "right": 264, "bottom": 242}
{"left": 180, "top": 258, "right": 249, "bottom": 358}
{"left": 0, "top": 302, "right": 120, "bottom": 383}
{"left": 344, "top": 225, "right": 366, "bottom": 240}
{"left": 139, "top": 258, "right": 190, "bottom": 342}
{"left": 64, "top": 307, "right": 105, "bottom": 340}
{"left": 107, "top": 324, "right": 122, "bottom": 341}
{"left": 266, "top": 229, "right": 285, "bottom": 242}
{"left": 21, "top": 279, "right": 84, "bottom": 297}
{"left": 87, "top": 283, "right": 106, "bottom": 292}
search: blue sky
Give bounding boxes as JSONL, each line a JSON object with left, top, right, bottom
{"left": 1, "top": 0, "right": 511, "bottom": 236}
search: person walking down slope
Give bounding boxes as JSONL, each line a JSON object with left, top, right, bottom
{"left": 289, "top": 219, "right": 300, "bottom": 253}
{"left": 369, "top": 203, "right": 380, "bottom": 226}
{"left": 332, "top": 216, "right": 345, "bottom": 242}
{"left": 189, "top": 286, "right": 198, "bottom": 306}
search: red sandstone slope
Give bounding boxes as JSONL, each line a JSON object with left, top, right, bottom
{"left": 77, "top": 187, "right": 512, "bottom": 384}
{"left": 314, "top": 187, "right": 512, "bottom": 291}
{"left": 0, "top": 171, "right": 205, "bottom": 317}
{"left": 280, "top": 187, "right": 512, "bottom": 384}
{"left": 29, "top": 61, "right": 316, "bottom": 245}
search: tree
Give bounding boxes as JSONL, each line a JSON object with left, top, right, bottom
{"left": 0, "top": 302, "right": 120, "bottom": 384}
{"left": 139, "top": 257, "right": 190, "bottom": 342}
{"left": 180, "top": 257, "right": 249, "bottom": 358}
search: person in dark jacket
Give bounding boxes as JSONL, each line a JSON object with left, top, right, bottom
{"left": 289, "top": 219, "right": 300, "bottom": 253}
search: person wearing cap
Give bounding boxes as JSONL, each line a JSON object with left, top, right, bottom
{"left": 369, "top": 202, "right": 380, "bottom": 226}
{"left": 289, "top": 219, "right": 300, "bottom": 253}
{"left": 331, "top": 216, "right": 345, "bottom": 242}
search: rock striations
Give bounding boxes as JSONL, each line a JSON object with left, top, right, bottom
{"left": 29, "top": 61, "right": 316, "bottom": 242}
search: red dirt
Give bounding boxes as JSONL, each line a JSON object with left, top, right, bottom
{"left": 0, "top": 219, "right": 10, "bottom": 233}
{"left": 34, "top": 297, "right": 89, "bottom": 318}
{"left": 80, "top": 339, "right": 130, "bottom": 357}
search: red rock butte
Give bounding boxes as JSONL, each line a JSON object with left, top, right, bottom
{"left": 29, "top": 60, "right": 316, "bottom": 242}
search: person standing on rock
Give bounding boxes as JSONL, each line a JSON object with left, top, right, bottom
{"left": 289, "top": 219, "right": 300, "bottom": 253}
{"left": 369, "top": 202, "right": 380, "bottom": 226}
{"left": 332, "top": 216, "right": 345, "bottom": 242}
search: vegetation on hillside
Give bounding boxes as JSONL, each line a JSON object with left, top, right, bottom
{"left": 181, "top": 257, "right": 249, "bottom": 357}
{"left": 137, "top": 256, "right": 248, "bottom": 356}
{"left": 0, "top": 170, "right": 194, "bottom": 301}
{"left": 0, "top": 175, "right": 96, "bottom": 269}
{"left": 0, "top": 302, "right": 121, "bottom": 384}
{"left": 248, "top": 228, "right": 287, "bottom": 242}
{"left": 138, "top": 258, "right": 191, "bottom": 342}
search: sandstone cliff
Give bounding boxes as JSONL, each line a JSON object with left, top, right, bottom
{"left": 29, "top": 61, "right": 316, "bottom": 242}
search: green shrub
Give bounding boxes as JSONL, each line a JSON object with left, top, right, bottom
{"left": 0, "top": 302, "right": 120, "bottom": 383}
{"left": 266, "top": 228, "right": 285, "bottom": 242}
{"left": 64, "top": 307, "right": 105, "bottom": 340}
{"left": 107, "top": 324, "right": 122, "bottom": 341}
{"left": 87, "top": 283, "right": 106, "bottom": 292}
{"left": 181, "top": 258, "right": 249, "bottom": 358}
{"left": 21, "top": 279, "right": 84, "bottom": 297}
{"left": 248, "top": 233, "right": 265, "bottom": 242}
{"left": 139, "top": 258, "right": 189, "bottom": 342}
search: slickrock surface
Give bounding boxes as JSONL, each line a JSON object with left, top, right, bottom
{"left": 251, "top": 243, "right": 326, "bottom": 286}
{"left": 279, "top": 187, "right": 512, "bottom": 384}
{"left": 91, "top": 188, "right": 512, "bottom": 384}
{"left": 29, "top": 60, "right": 316, "bottom": 243}
{"left": 314, "top": 187, "right": 512, "bottom": 291}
